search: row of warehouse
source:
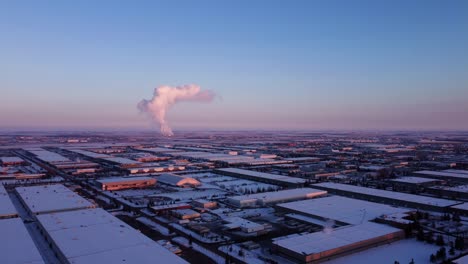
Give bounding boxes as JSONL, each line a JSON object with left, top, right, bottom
{"left": 13, "top": 184, "right": 188, "bottom": 264}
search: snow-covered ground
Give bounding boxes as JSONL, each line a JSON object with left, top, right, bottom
{"left": 327, "top": 239, "right": 441, "bottom": 264}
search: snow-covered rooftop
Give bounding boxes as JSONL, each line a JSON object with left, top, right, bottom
{"left": 313, "top": 182, "right": 459, "bottom": 207}
{"left": 0, "top": 185, "right": 18, "bottom": 218}
{"left": 0, "top": 156, "right": 25, "bottom": 164}
{"left": 36, "top": 208, "right": 188, "bottom": 264}
{"left": 16, "top": 184, "right": 95, "bottom": 214}
{"left": 217, "top": 168, "right": 306, "bottom": 185}
{"left": 27, "top": 149, "right": 70, "bottom": 163}
{"left": 277, "top": 196, "right": 411, "bottom": 225}
{"left": 389, "top": 176, "right": 440, "bottom": 184}
{"left": 273, "top": 222, "right": 402, "bottom": 256}
{"left": 414, "top": 170, "right": 468, "bottom": 180}
{"left": 450, "top": 203, "right": 468, "bottom": 211}
{"left": 0, "top": 218, "right": 44, "bottom": 264}
{"left": 228, "top": 188, "right": 327, "bottom": 205}
{"left": 102, "top": 157, "right": 142, "bottom": 165}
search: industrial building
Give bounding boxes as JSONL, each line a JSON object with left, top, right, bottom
{"left": 35, "top": 208, "right": 188, "bottom": 264}
{"left": 26, "top": 148, "right": 71, "bottom": 163}
{"left": 227, "top": 188, "right": 327, "bottom": 208}
{"left": 96, "top": 176, "right": 156, "bottom": 191}
{"left": 193, "top": 199, "right": 217, "bottom": 209}
{"left": 0, "top": 156, "right": 26, "bottom": 166}
{"left": 0, "top": 185, "right": 18, "bottom": 219}
{"left": 276, "top": 196, "right": 411, "bottom": 226}
{"left": 150, "top": 203, "right": 192, "bottom": 214}
{"left": 413, "top": 170, "right": 468, "bottom": 183}
{"left": 389, "top": 176, "right": 442, "bottom": 187}
{"left": 272, "top": 222, "right": 404, "bottom": 263}
{"left": 157, "top": 173, "right": 201, "bottom": 188}
{"left": 313, "top": 182, "right": 461, "bottom": 212}
{"left": 216, "top": 168, "right": 306, "bottom": 187}
{"left": 171, "top": 209, "right": 201, "bottom": 220}
{"left": 15, "top": 184, "right": 95, "bottom": 215}
{"left": 224, "top": 216, "right": 269, "bottom": 234}
{"left": 0, "top": 218, "right": 44, "bottom": 264}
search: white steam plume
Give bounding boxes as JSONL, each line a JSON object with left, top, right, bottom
{"left": 138, "top": 84, "right": 215, "bottom": 136}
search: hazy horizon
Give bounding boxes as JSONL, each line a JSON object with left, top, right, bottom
{"left": 2, "top": 1, "right": 468, "bottom": 132}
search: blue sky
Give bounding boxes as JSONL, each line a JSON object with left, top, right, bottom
{"left": 1, "top": 0, "right": 467, "bottom": 130}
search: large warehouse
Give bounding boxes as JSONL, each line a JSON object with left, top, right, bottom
{"left": 36, "top": 208, "right": 188, "bottom": 264}
{"left": 216, "top": 168, "right": 306, "bottom": 187}
{"left": 313, "top": 182, "right": 461, "bottom": 212}
{"left": 272, "top": 222, "right": 404, "bottom": 263}
{"left": 413, "top": 170, "right": 468, "bottom": 183}
{"left": 157, "top": 173, "right": 201, "bottom": 187}
{"left": 0, "top": 218, "right": 45, "bottom": 264}
{"left": 276, "top": 196, "right": 411, "bottom": 225}
{"left": 96, "top": 176, "right": 156, "bottom": 191}
{"left": 0, "top": 185, "right": 18, "bottom": 219}
{"left": 227, "top": 188, "right": 327, "bottom": 208}
{"left": 15, "top": 184, "right": 95, "bottom": 214}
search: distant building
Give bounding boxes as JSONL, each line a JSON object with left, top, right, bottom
{"left": 192, "top": 199, "right": 217, "bottom": 209}
{"left": 96, "top": 176, "right": 156, "bottom": 191}
{"left": 172, "top": 209, "right": 201, "bottom": 220}
{"left": 0, "top": 156, "right": 26, "bottom": 166}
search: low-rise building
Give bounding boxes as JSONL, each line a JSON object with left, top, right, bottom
{"left": 96, "top": 176, "right": 156, "bottom": 191}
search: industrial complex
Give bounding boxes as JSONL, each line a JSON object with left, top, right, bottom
{"left": 0, "top": 131, "right": 468, "bottom": 263}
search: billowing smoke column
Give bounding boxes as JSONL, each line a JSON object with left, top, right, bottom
{"left": 138, "top": 84, "right": 215, "bottom": 136}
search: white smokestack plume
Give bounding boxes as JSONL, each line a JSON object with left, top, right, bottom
{"left": 138, "top": 84, "right": 215, "bottom": 136}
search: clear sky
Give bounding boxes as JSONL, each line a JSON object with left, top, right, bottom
{"left": 1, "top": 0, "right": 467, "bottom": 131}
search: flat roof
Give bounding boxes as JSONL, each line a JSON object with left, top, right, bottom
{"left": 0, "top": 156, "right": 25, "bottom": 163}
{"left": 97, "top": 176, "right": 155, "bottom": 184}
{"left": 414, "top": 170, "right": 468, "bottom": 180}
{"left": 228, "top": 188, "right": 327, "bottom": 203}
{"left": 313, "top": 182, "right": 459, "bottom": 208}
{"left": 217, "top": 168, "right": 306, "bottom": 184}
{"left": 0, "top": 185, "right": 18, "bottom": 218}
{"left": 27, "top": 149, "right": 70, "bottom": 163}
{"left": 37, "top": 208, "right": 187, "bottom": 264}
{"left": 450, "top": 203, "right": 468, "bottom": 211}
{"left": 16, "top": 184, "right": 95, "bottom": 214}
{"left": 389, "top": 177, "right": 440, "bottom": 184}
{"left": 273, "top": 222, "right": 402, "bottom": 256}
{"left": 443, "top": 169, "right": 468, "bottom": 175}
{"left": 0, "top": 218, "right": 44, "bottom": 264}
{"left": 102, "top": 157, "right": 142, "bottom": 165}
{"left": 277, "top": 196, "right": 410, "bottom": 225}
